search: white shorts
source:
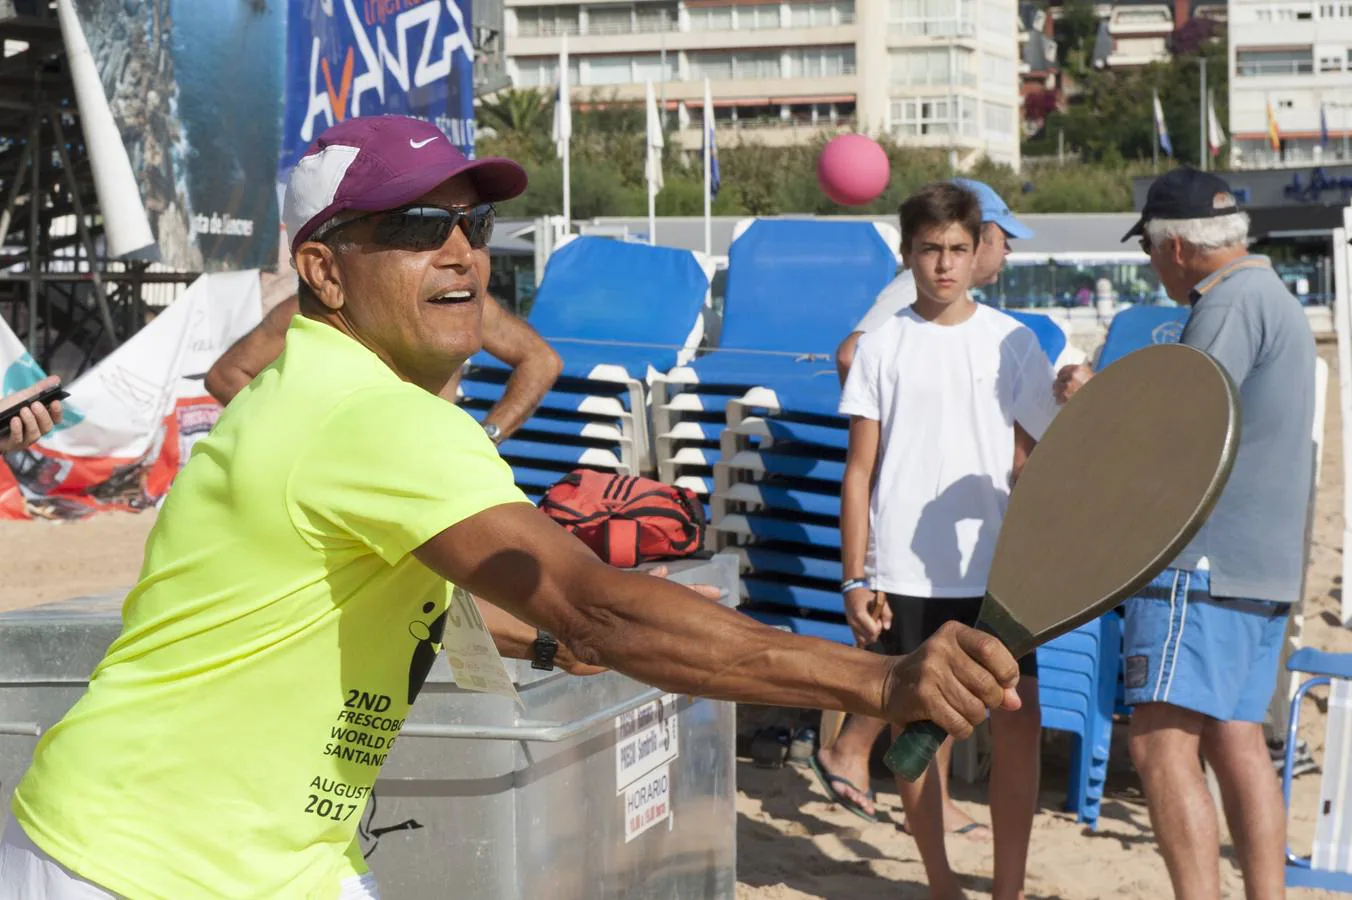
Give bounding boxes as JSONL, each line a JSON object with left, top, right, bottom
{"left": 0, "top": 818, "right": 381, "bottom": 899}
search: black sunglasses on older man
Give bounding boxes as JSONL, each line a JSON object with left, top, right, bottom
{"left": 321, "top": 202, "right": 496, "bottom": 251}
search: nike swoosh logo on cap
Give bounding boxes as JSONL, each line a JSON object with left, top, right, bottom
{"left": 410, "top": 137, "right": 438, "bottom": 149}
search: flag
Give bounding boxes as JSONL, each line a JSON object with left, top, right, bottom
{"left": 1152, "top": 91, "right": 1173, "bottom": 157}
{"left": 550, "top": 35, "right": 571, "bottom": 160}
{"left": 1266, "top": 97, "right": 1281, "bottom": 151}
{"left": 1206, "top": 89, "right": 1226, "bottom": 158}
{"left": 703, "top": 79, "right": 719, "bottom": 200}
{"left": 1321, "top": 103, "right": 1330, "bottom": 147}
{"left": 644, "top": 80, "right": 664, "bottom": 197}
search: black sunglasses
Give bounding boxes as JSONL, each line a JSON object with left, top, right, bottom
{"left": 1139, "top": 235, "right": 1152, "bottom": 254}
{"left": 322, "top": 203, "right": 496, "bottom": 251}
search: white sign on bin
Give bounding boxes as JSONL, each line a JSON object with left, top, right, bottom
{"left": 615, "top": 693, "right": 679, "bottom": 791}
{"left": 624, "top": 763, "right": 672, "bottom": 842}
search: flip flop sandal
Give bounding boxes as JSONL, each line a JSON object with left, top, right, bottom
{"left": 896, "top": 818, "right": 991, "bottom": 839}
{"left": 807, "top": 752, "right": 878, "bottom": 823}
{"left": 950, "top": 822, "right": 993, "bottom": 840}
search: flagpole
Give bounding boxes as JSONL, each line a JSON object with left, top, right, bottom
{"left": 646, "top": 80, "right": 658, "bottom": 247}
{"left": 702, "top": 78, "right": 712, "bottom": 258}
{"left": 1153, "top": 90, "right": 1159, "bottom": 173}
{"left": 1198, "top": 58, "right": 1207, "bottom": 171}
{"left": 560, "top": 34, "right": 571, "bottom": 232}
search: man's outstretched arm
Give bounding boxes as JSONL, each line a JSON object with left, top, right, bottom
{"left": 205, "top": 296, "right": 299, "bottom": 406}
{"left": 415, "top": 503, "right": 1022, "bottom": 737}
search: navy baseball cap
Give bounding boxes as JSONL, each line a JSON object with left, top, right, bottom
{"left": 951, "top": 178, "right": 1034, "bottom": 240}
{"left": 1123, "top": 167, "right": 1239, "bottom": 241}
{"left": 283, "top": 115, "right": 528, "bottom": 253}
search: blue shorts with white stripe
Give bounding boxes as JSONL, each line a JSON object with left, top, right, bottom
{"left": 1122, "top": 568, "right": 1290, "bottom": 723}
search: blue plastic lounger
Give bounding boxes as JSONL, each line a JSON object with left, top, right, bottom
{"left": 741, "top": 578, "right": 844, "bottom": 616}
{"left": 741, "top": 607, "right": 855, "bottom": 646}
{"left": 734, "top": 545, "right": 842, "bottom": 584}
{"left": 652, "top": 219, "right": 895, "bottom": 471}
{"left": 470, "top": 235, "right": 712, "bottom": 381}
{"left": 460, "top": 236, "right": 712, "bottom": 476}
{"left": 1096, "top": 305, "right": 1190, "bottom": 369}
{"left": 1282, "top": 648, "right": 1352, "bottom": 893}
{"left": 1002, "top": 308, "right": 1069, "bottom": 366}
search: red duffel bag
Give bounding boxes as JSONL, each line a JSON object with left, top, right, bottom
{"left": 539, "top": 470, "right": 706, "bottom": 568}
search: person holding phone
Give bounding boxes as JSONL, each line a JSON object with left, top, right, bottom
{"left": 0, "top": 375, "right": 64, "bottom": 453}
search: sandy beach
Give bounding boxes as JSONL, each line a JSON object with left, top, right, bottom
{"left": 0, "top": 342, "right": 1346, "bottom": 899}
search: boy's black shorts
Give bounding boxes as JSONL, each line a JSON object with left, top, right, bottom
{"left": 870, "top": 593, "right": 1039, "bottom": 678}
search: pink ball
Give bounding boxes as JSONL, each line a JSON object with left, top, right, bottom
{"left": 817, "top": 134, "right": 890, "bottom": 206}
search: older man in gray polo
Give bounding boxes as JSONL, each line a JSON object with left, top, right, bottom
{"left": 1057, "top": 166, "right": 1315, "bottom": 900}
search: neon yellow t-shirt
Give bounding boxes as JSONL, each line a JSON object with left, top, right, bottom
{"left": 11, "top": 316, "right": 529, "bottom": 899}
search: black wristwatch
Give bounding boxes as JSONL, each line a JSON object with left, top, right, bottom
{"left": 531, "top": 629, "right": 559, "bottom": 671}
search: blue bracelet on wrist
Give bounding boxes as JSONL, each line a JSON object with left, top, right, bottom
{"left": 840, "top": 578, "right": 869, "bottom": 595}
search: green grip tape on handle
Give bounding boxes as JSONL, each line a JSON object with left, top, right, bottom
{"left": 883, "top": 720, "right": 948, "bottom": 781}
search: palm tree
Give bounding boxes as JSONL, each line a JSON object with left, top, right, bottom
{"left": 477, "top": 89, "right": 551, "bottom": 141}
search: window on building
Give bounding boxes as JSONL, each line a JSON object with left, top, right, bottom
{"left": 688, "top": 5, "right": 735, "bottom": 30}
{"left": 787, "top": 46, "right": 856, "bottom": 77}
{"left": 691, "top": 52, "right": 734, "bottom": 80}
{"left": 890, "top": 48, "right": 975, "bottom": 86}
{"left": 890, "top": 0, "right": 976, "bottom": 36}
{"left": 891, "top": 97, "right": 976, "bottom": 137}
{"left": 635, "top": 4, "right": 678, "bottom": 32}
{"left": 688, "top": 3, "right": 782, "bottom": 30}
{"left": 580, "top": 54, "right": 672, "bottom": 86}
{"left": 516, "top": 6, "right": 580, "bottom": 37}
{"left": 1236, "top": 47, "right": 1315, "bottom": 75}
{"left": 1319, "top": 53, "right": 1344, "bottom": 71}
{"left": 585, "top": 6, "right": 633, "bottom": 35}
{"left": 981, "top": 52, "right": 1014, "bottom": 89}
{"left": 741, "top": 5, "right": 783, "bottom": 29}
{"left": 980, "top": 0, "right": 1007, "bottom": 32}
{"left": 1113, "top": 8, "right": 1170, "bottom": 24}
{"left": 689, "top": 50, "right": 782, "bottom": 80}
{"left": 788, "top": 1, "right": 855, "bottom": 27}
{"left": 514, "top": 57, "right": 580, "bottom": 88}
{"left": 984, "top": 102, "right": 1016, "bottom": 140}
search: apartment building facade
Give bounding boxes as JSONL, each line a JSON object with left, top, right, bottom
{"left": 1227, "top": 0, "right": 1352, "bottom": 167}
{"left": 501, "top": 0, "right": 1023, "bottom": 168}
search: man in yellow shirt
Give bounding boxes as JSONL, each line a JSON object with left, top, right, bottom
{"left": 0, "top": 115, "right": 1022, "bottom": 900}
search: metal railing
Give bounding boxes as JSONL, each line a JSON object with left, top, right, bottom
{"left": 891, "top": 70, "right": 978, "bottom": 87}
{"left": 1236, "top": 59, "right": 1315, "bottom": 76}
{"left": 889, "top": 20, "right": 978, "bottom": 39}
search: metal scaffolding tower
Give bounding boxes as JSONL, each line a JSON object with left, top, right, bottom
{"left": 0, "top": 6, "right": 196, "bottom": 381}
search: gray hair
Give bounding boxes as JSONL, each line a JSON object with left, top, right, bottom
{"left": 307, "top": 210, "right": 363, "bottom": 248}
{"left": 1144, "top": 212, "right": 1250, "bottom": 252}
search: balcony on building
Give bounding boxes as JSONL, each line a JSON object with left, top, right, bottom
{"left": 510, "top": 43, "right": 858, "bottom": 109}
{"left": 507, "top": 1, "right": 858, "bottom": 56}
{"left": 672, "top": 99, "right": 859, "bottom": 150}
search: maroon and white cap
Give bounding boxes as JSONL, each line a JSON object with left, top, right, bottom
{"left": 282, "top": 115, "right": 528, "bottom": 253}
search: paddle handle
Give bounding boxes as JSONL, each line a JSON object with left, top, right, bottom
{"left": 883, "top": 720, "right": 948, "bottom": 781}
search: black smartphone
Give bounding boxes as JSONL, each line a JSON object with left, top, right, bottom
{"left": 0, "top": 384, "right": 69, "bottom": 428}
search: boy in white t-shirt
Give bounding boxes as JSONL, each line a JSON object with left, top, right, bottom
{"left": 836, "top": 183, "right": 1058, "bottom": 900}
